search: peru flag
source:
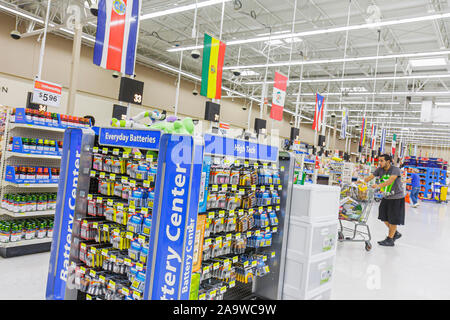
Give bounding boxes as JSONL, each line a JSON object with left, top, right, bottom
{"left": 93, "top": 0, "right": 142, "bottom": 76}
{"left": 270, "top": 72, "right": 288, "bottom": 121}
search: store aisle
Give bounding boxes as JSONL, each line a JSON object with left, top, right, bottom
{"left": 333, "top": 201, "right": 450, "bottom": 300}
{"left": 0, "top": 251, "right": 49, "bottom": 300}
{"left": 1, "top": 201, "right": 450, "bottom": 300}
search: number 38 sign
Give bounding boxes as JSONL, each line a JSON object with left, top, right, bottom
{"left": 32, "top": 79, "right": 62, "bottom": 108}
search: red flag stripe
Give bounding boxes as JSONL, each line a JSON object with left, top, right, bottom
{"left": 106, "top": 0, "right": 127, "bottom": 71}
{"left": 215, "top": 41, "right": 227, "bottom": 99}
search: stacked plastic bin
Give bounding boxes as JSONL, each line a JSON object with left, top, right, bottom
{"left": 282, "top": 184, "right": 340, "bottom": 300}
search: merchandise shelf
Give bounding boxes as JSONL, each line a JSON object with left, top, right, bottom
{"left": 9, "top": 123, "right": 66, "bottom": 133}
{"left": 0, "top": 208, "right": 55, "bottom": 217}
{"left": 5, "top": 151, "right": 61, "bottom": 160}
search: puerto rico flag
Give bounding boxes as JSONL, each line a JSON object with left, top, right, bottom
{"left": 93, "top": 0, "right": 142, "bottom": 76}
{"left": 312, "top": 93, "right": 325, "bottom": 131}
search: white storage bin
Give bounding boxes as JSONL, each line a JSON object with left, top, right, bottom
{"left": 290, "top": 184, "right": 340, "bottom": 223}
{"left": 283, "top": 251, "right": 335, "bottom": 299}
{"left": 286, "top": 219, "right": 338, "bottom": 259}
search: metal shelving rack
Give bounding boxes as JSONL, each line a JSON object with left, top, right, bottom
{"left": 0, "top": 110, "right": 62, "bottom": 257}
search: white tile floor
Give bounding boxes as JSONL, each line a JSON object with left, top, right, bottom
{"left": 1, "top": 200, "right": 449, "bottom": 300}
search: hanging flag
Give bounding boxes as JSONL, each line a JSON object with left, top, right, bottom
{"left": 392, "top": 133, "right": 397, "bottom": 156}
{"left": 370, "top": 124, "right": 377, "bottom": 150}
{"left": 200, "top": 33, "right": 227, "bottom": 100}
{"left": 340, "top": 108, "right": 348, "bottom": 139}
{"left": 312, "top": 93, "right": 325, "bottom": 132}
{"left": 93, "top": 0, "right": 142, "bottom": 76}
{"left": 359, "top": 118, "right": 366, "bottom": 147}
{"left": 379, "top": 128, "right": 386, "bottom": 154}
{"left": 270, "top": 72, "right": 288, "bottom": 121}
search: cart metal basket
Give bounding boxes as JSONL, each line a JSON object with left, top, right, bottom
{"left": 338, "top": 184, "right": 375, "bottom": 251}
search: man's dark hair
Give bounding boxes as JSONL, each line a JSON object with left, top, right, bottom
{"left": 379, "top": 154, "right": 392, "bottom": 162}
{"left": 84, "top": 115, "right": 95, "bottom": 126}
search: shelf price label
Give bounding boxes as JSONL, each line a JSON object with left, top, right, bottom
{"left": 143, "top": 180, "right": 150, "bottom": 188}
{"left": 243, "top": 261, "right": 249, "bottom": 267}
{"left": 133, "top": 291, "right": 141, "bottom": 300}
{"left": 113, "top": 148, "right": 120, "bottom": 155}
{"left": 110, "top": 173, "right": 116, "bottom": 181}
{"left": 252, "top": 261, "right": 257, "bottom": 267}
{"left": 122, "top": 288, "right": 130, "bottom": 296}
{"left": 136, "top": 263, "right": 144, "bottom": 271}
{"left": 90, "top": 170, "right": 96, "bottom": 178}
{"left": 212, "top": 185, "right": 218, "bottom": 191}
{"left": 199, "top": 294, "right": 206, "bottom": 300}
{"left": 261, "top": 186, "right": 265, "bottom": 191}
{"left": 234, "top": 160, "right": 240, "bottom": 166}
{"left": 107, "top": 199, "right": 114, "bottom": 206}
{"left": 89, "top": 270, "right": 96, "bottom": 277}
{"left": 220, "top": 286, "right": 227, "bottom": 294}
{"left": 232, "top": 256, "right": 238, "bottom": 263}
{"left": 102, "top": 147, "right": 108, "bottom": 155}
{"left": 99, "top": 172, "right": 106, "bottom": 179}
{"left": 231, "top": 185, "right": 237, "bottom": 191}
{"left": 213, "top": 262, "right": 220, "bottom": 270}
{"left": 210, "top": 290, "right": 217, "bottom": 298}
{"left": 221, "top": 184, "right": 228, "bottom": 191}
{"left": 93, "top": 147, "right": 99, "bottom": 154}
{"left": 122, "top": 152, "right": 129, "bottom": 159}
{"left": 251, "top": 185, "right": 256, "bottom": 191}
{"left": 108, "top": 280, "right": 116, "bottom": 290}
{"left": 229, "top": 280, "right": 236, "bottom": 288}
{"left": 246, "top": 231, "right": 252, "bottom": 237}
{"left": 218, "top": 211, "right": 225, "bottom": 218}
{"left": 264, "top": 266, "right": 270, "bottom": 273}
{"left": 32, "top": 79, "right": 62, "bottom": 107}
{"left": 271, "top": 251, "right": 276, "bottom": 258}
{"left": 86, "top": 294, "right": 92, "bottom": 300}
{"left": 203, "top": 266, "right": 210, "bottom": 273}
{"left": 278, "top": 185, "right": 282, "bottom": 191}
{"left": 121, "top": 176, "right": 128, "bottom": 184}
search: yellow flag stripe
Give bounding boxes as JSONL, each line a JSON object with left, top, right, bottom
{"left": 207, "top": 37, "right": 220, "bottom": 99}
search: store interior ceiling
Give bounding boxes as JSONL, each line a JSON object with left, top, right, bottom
{"left": 1, "top": 0, "right": 450, "bottom": 149}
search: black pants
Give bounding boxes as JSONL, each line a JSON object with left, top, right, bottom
{"left": 378, "top": 198, "right": 405, "bottom": 225}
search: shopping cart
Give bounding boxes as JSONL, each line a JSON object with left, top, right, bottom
{"left": 338, "top": 184, "right": 374, "bottom": 251}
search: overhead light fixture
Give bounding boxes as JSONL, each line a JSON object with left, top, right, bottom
{"left": 0, "top": 4, "right": 48, "bottom": 24}
{"left": 341, "top": 86, "right": 367, "bottom": 92}
{"left": 409, "top": 57, "right": 447, "bottom": 67}
{"left": 266, "top": 39, "right": 284, "bottom": 46}
{"left": 247, "top": 72, "right": 450, "bottom": 85}
{"left": 141, "top": 0, "right": 232, "bottom": 20}
{"left": 225, "top": 49, "right": 450, "bottom": 71}
{"left": 240, "top": 70, "right": 260, "bottom": 76}
{"left": 167, "top": 11, "right": 450, "bottom": 52}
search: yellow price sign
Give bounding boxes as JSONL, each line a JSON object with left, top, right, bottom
{"left": 218, "top": 211, "right": 225, "bottom": 217}
{"left": 133, "top": 291, "right": 141, "bottom": 299}
{"left": 79, "top": 266, "right": 86, "bottom": 274}
{"left": 113, "top": 148, "right": 120, "bottom": 155}
{"left": 146, "top": 154, "right": 154, "bottom": 162}
{"left": 213, "top": 262, "right": 220, "bottom": 270}
{"left": 99, "top": 275, "right": 106, "bottom": 283}
{"left": 99, "top": 172, "right": 105, "bottom": 179}
{"left": 121, "top": 176, "right": 128, "bottom": 184}
{"left": 92, "top": 222, "right": 98, "bottom": 229}
{"left": 255, "top": 230, "right": 261, "bottom": 236}
{"left": 220, "top": 286, "right": 227, "bottom": 294}
{"left": 244, "top": 261, "right": 249, "bottom": 267}
{"left": 276, "top": 206, "right": 280, "bottom": 211}
{"left": 272, "top": 164, "right": 277, "bottom": 170}
{"left": 109, "top": 280, "right": 116, "bottom": 290}
{"left": 122, "top": 288, "right": 130, "bottom": 295}
{"left": 272, "top": 227, "right": 278, "bottom": 233}
{"left": 96, "top": 196, "right": 103, "bottom": 203}
{"left": 210, "top": 290, "right": 217, "bottom": 297}
{"left": 212, "top": 185, "right": 218, "bottom": 191}
{"left": 253, "top": 163, "right": 259, "bottom": 168}
{"left": 262, "top": 255, "right": 267, "bottom": 262}
{"left": 110, "top": 173, "right": 116, "bottom": 180}
{"left": 86, "top": 294, "right": 92, "bottom": 300}
{"left": 246, "top": 231, "right": 252, "bottom": 237}
{"left": 107, "top": 199, "right": 114, "bottom": 206}
{"left": 260, "top": 186, "right": 265, "bottom": 191}
{"left": 203, "top": 266, "right": 210, "bottom": 273}
{"left": 222, "top": 184, "right": 228, "bottom": 191}
{"left": 252, "top": 261, "right": 257, "bottom": 267}
{"left": 229, "top": 210, "right": 235, "bottom": 216}
{"left": 93, "top": 147, "right": 99, "bottom": 153}
{"left": 136, "top": 263, "right": 144, "bottom": 271}
{"left": 244, "top": 161, "right": 249, "bottom": 167}
{"left": 278, "top": 185, "right": 282, "bottom": 190}
{"left": 124, "top": 258, "right": 131, "bottom": 266}
{"left": 264, "top": 266, "right": 270, "bottom": 273}
{"left": 199, "top": 294, "right": 206, "bottom": 300}
{"left": 87, "top": 194, "right": 93, "bottom": 200}
{"left": 232, "top": 256, "right": 238, "bottom": 263}
{"left": 90, "top": 270, "right": 96, "bottom": 277}
{"left": 229, "top": 280, "right": 236, "bottom": 288}
{"left": 235, "top": 233, "right": 241, "bottom": 239}
{"left": 235, "top": 160, "right": 240, "bottom": 166}
{"left": 215, "top": 237, "right": 222, "bottom": 244}
{"left": 122, "top": 152, "right": 129, "bottom": 159}
{"left": 141, "top": 207, "right": 148, "bottom": 214}
{"left": 110, "top": 255, "right": 117, "bottom": 262}
{"left": 90, "top": 170, "right": 96, "bottom": 177}
{"left": 238, "top": 209, "right": 244, "bottom": 215}
{"left": 130, "top": 180, "right": 136, "bottom": 187}
{"left": 231, "top": 185, "right": 237, "bottom": 191}
{"left": 102, "top": 147, "right": 108, "bottom": 155}
{"left": 270, "top": 185, "right": 274, "bottom": 190}
{"left": 90, "top": 247, "right": 97, "bottom": 254}
{"left": 143, "top": 180, "right": 150, "bottom": 188}
{"left": 226, "top": 234, "right": 232, "bottom": 240}
{"left": 271, "top": 251, "right": 276, "bottom": 258}
{"left": 251, "top": 185, "right": 256, "bottom": 191}
{"left": 101, "top": 249, "right": 108, "bottom": 256}
{"left": 205, "top": 239, "right": 212, "bottom": 245}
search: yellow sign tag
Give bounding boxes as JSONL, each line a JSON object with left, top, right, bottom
{"left": 252, "top": 261, "right": 257, "bottom": 267}
{"left": 87, "top": 194, "right": 93, "bottom": 200}
{"left": 229, "top": 280, "right": 236, "bottom": 288}
{"left": 102, "top": 147, "right": 108, "bottom": 155}
{"left": 122, "top": 288, "right": 129, "bottom": 295}
{"left": 233, "top": 256, "right": 238, "bottom": 263}
{"left": 100, "top": 172, "right": 105, "bottom": 179}
{"left": 93, "top": 147, "right": 98, "bottom": 153}
{"left": 213, "top": 262, "right": 220, "bottom": 270}
{"left": 264, "top": 266, "right": 270, "bottom": 272}
{"left": 247, "top": 231, "right": 252, "bottom": 237}
{"left": 210, "top": 290, "right": 217, "bottom": 297}
{"left": 220, "top": 286, "right": 227, "bottom": 294}
{"left": 199, "top": 294, "right": 206, "bottom": 300}
{"left": 90, "top": 270, "right": 96, "bottom": 277}
{"left": 261, "top": 186, "right": 265, "bottom": 191}
{"left": 212, "top": 185, "right": 218, "bottom": 191}
{"left": 86, "top": 294, "right": 92, "bottom": 300}
{"left": 113, "top": 148, "right": 120, "bottom": 155}
{"left": 121, "top": 176, "right": 128, "bottom": 183}
{"left": 110, "top": 173, "right": 116, "bottom": 180}
{"left": 90, "top": 170, "right": 96, "bottom": 177}
{"left": 244, "top": 261, "right": 249, "bottom": 267}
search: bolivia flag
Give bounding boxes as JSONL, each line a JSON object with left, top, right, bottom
{"left": 201, "top": 33, "right": 226, "bottom": 100}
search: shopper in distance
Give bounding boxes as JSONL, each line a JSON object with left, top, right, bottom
{"left": 407, "top": 168, "right": 421, "bottom": 208}
{"left": 362, "top": 154, "right": 405, "bottom": 247}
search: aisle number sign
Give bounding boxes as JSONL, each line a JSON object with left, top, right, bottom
{"left": 32, "top": 79, "right": 62, "bottom": 107}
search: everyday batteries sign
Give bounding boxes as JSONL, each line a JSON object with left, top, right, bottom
{"left": 46, "top": 128, "right": 82, "bottom": 300}
{"left": 204, "top": 134, "right": 278, "bottom": 162}
{"left": 32, "top": 79, "right": 62, "bottom": 107}
{"left": 99, "top": 128, "right": 161, "bottom": 150}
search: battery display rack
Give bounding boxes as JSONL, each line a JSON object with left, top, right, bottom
{"left": 68, "top": 144, "right": 158, "bottom": 301}
{"left": 0, "top": 108, "right": 82, "bottom": 257}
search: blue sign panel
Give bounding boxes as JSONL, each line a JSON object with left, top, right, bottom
{"left": 46, "top": 128, "right": 83, "bottom": 300}
{"left": 99, "top": 127, "right": 161, "bottom": 150}
{"left": 180, "top": 137, "right": 204, "bottom": 300}
{"left": 204, "top": 134, "right": 278, "bottom": 162}
{"left": 144, "top": 134, "right": 204, "bottom": 300}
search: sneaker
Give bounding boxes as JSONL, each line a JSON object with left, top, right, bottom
{"left": 378, "top": 237, "right": 395, "bottom": 246}
{"left": 412, "top": 203, "right": 418, "bottom": 208}
{"left": 393, "top": 231, "right": 402, "bottom": 241}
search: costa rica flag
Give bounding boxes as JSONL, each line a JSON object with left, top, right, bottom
{"left": 93, "top": 0, "right": 142, "bottom": 76}
{"left": 312, "top": 93, "right": 325, "bottom": 131}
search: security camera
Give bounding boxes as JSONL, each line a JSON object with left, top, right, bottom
{"left": 242, "top": 105, "right": 247, "bottom": 111}
{"left": 290, "top": 121, "right": 294, "bottom": 125}
{"left": 192, "top": 89, "right": 199, "bottom": 96}
{"left": 112, "top": 71, "right": 120, "bottom": 78}
{"left": 90, "top": 3, "right": 98, "bottom": 16}
{"left": 191, "top": 49, "right": 200, "bottom": 59}
{"left": 232, "top": 69, "right": 241, "bottom": 77}
{"left": 10, "top": 30, "right": 21, "bottom": 40}
{"left": 331, "top": 113, "right": 336, "bottom": 118}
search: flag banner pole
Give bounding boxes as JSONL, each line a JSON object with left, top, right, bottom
{"left": 37, "top": 0, "right": 52, "bottom": 80}
{"left": 338, "top": 0, "right": 352, "bottom": 115}
{"left": 286, "top": 0, "right": 298, "bottom": 86}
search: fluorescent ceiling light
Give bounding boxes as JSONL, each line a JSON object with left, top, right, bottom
{"left": 341, "top": 86, "right": 367, "bottom": 92}
{"left": 0, "top": 4, "right": 46, "bottom": 24}
{"left": 409, "top": 57, "right": 447, "bottom": 67}
{"left": 292, "top": 91, "right": 450, "bottom": 97}
{"left": 141, "top": 0, "right": 231, "bottom": 20}
{"left": 266, "top": 39, "right": 284, "bottom": 46}
{"left": 167, "top": 11, "right": 450, "bottom": 52}
{"left": 225, "top": 50, "right": 450, "bottom": 71}
{"left": 240, "top": 70, "right": 260, "bottom": 76}
{"left": 247, "top": 72, "right": 450, "bottom": 85}
{"left": 284, "top": 37, "right": 303, "bottom": 43}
